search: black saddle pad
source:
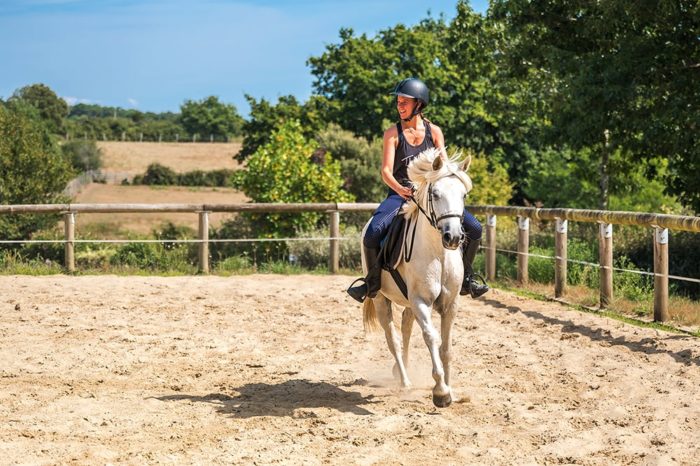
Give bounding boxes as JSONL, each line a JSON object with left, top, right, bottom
{"left": 379, "top": 214, "right": 406, "bottom": 271}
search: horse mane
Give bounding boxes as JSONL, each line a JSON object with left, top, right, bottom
{"left": 401, "top": 147, "right": 473, "bottom": 218}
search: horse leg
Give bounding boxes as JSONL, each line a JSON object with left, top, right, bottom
{"left": 412, "top": 301, "right": 451, "bottom": 407}
{"left": 400, "top": 307, "right": 414, "bottom": 370}
{"left": 374, "top": 297, "right": 412, "bottom": 388}
{"left": 439, "top": 302, "right": 459, "bottom": 401}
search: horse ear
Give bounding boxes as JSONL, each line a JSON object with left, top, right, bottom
{"left": 432, "top": 155, "right": 443, "bottom": 171}
{"left": 461, "top": 155, "right": 472, "bottom": 173}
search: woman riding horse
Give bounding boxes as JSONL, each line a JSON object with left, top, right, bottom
{"left": 347, "top": 77, "right": 489, "bottom": 302}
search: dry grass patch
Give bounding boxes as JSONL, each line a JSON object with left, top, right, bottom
{"left": 73, "top": 183, "right": 248, "bottom": 235}
{"left": 98, "top": 141, "right": 242, "bottom": 175}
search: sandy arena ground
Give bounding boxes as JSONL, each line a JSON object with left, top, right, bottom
{"left": 0, "top": 274, "right": 698, "bottom": 465}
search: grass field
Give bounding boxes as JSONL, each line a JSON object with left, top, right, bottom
{"left": 73, "top": 184, "right": 248, "bottom": 235}
{"left": 97, "top": 141, "right": 242, "bottom": 175}
{"left": 69, "top": 142, "right": 247, "bottom": 235}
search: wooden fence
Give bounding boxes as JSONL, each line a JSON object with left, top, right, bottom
{"left": 1, "top": 203, "right": 699, "bottom": 322}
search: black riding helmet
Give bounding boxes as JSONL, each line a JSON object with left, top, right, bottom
{"left": 390, "top": 77, "right": 429, "bottom": 121}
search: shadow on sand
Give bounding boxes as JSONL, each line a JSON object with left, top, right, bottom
{"left": 482, "top": 298, "right": 699, "bottom": 368}
{"left": 156, "top": 379, "right": 377, "bottom": 418}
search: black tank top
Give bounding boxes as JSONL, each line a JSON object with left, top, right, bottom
{"left": 391, "top": 120, "right": 434, "bottom": 194}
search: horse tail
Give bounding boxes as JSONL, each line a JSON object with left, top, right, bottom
{"left": 363, "top": 298, "right": 381, "bottom": 333}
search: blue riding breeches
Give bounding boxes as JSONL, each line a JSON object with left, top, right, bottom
{"left": 363, "top": 194, "right": 482, "bottom": 249}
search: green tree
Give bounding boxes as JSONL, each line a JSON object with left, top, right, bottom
{"left": 461, "top": 150, "right": 514, "bottom": 206}
{"left": 0, "top": 106, "right": 73, "bottom": 240}
{"left": 61, "top": 140, "right": 103, "bottom": 172}
{"left": 490, "top": 0, "right": 700, "bottom": 211}
{"left": 232, "top": 120, "right": 353, "bottom": 237}
{"left": 9, "top": 83, "right": 69, "bottom": 134}
{"left": 316, "top": 124, "right": 384, "bottom": 202}
{"left": 307, "top": 3, "right": 544, "bottom": 203}
{"left": 308, "top": 19, "right": 456, "bottom": 141}
{"left": 238, "top": 94, "right": 327, "bottom": 161}
{"left": 179, "top": 96, "right": 244, "bottom": 140}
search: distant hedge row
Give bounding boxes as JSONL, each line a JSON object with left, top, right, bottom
{"left": 130, "top": 163, "right": 235, "bottom": 187}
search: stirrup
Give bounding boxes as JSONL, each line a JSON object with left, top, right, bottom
{"left": 461, "top": 274, "right": 489, "bottom": 298}
{"left": 347, "top": 277, "right": 368, "bottom": 303}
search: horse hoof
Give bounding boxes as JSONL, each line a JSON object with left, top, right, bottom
{"left": 433, "top": 392, "right": 452, "bottom": 408}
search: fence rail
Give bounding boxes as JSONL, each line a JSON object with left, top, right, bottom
{"left": 1, "top": 203, "right": 698, "bottom": 322}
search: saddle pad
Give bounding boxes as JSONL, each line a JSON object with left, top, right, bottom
{"left": 380, "top": 214, "right": 406, "bottom": 272}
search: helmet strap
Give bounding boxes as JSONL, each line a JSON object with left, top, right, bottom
{"left": 401, "top": 102, "right": 423, "bottom": 122}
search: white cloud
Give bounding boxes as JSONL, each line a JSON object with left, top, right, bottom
{"left": 127, "top": 98, "right": 139, "bottom": 107}
{"left": 62, "top": 96, "right": 96, "bottom": 106}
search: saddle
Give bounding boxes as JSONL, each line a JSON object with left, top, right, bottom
{"left": 377, "top": 214, "right": 409, "bottom": 299}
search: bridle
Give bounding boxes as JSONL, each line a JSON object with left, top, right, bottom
{"left": 403, "top": 175, "right": 466, "bottom": 261}
{"left": 410, "top": 177, "right": 465, "bottom": 230}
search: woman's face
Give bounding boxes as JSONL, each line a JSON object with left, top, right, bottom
{"left": 396, "top": 95, "right": 417, "bottom": 120}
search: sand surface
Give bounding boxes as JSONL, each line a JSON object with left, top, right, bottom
{"left": 1, "top": 274, "right": 698, "bottom": 465}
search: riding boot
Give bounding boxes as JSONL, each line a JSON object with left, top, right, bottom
{"left": 460, "top": 238, "right": 490, "bottom": 298}
{"left": 347, "top": 246, "right": 382, "bottom": 303}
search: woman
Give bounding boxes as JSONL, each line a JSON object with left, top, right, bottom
{"left": 347, "top": 77, "right": 489, "bottom": 303}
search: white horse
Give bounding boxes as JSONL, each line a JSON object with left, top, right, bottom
{"left": 361, "top": 147, "right": 472, "bottom": 408}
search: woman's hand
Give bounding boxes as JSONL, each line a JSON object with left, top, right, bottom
{"left": 397, "top": 185, "right": 414, "bottom": 200}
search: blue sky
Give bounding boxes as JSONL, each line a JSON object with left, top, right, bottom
{"left": 0, "top": 0, "right": 488, "bottom": 115}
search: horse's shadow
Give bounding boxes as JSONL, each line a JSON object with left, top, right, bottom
{"left": 156, "top": 379, "right": 377, "bottom": 418}
{"left": 482, "top": 298, "right": 699, "bottom": 368}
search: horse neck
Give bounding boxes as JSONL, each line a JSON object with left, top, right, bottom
{"left": 412, "top": 203, "right": 444, "bottom": 256}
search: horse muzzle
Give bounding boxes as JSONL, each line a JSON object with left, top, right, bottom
{"left": 441, "top": 230, "right": 462, "bottom": 250}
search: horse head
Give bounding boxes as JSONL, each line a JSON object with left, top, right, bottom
{"left": 404, "top": 147, "right": 473, "bottom": 250}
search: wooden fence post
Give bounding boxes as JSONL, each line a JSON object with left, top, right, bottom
{"left": 198, "top": 211, "right": 210, "bottom": 274}
{"left": 599, "top": 222, "right": 613, "bottom": 308}
{"left": 329, "top": 211, "right": 340, "bottom": 274}
{"left": 555, "top": 218, "right": 568, "bottom": 298}
{"left": 64, "top": 212, "right": 75, "bottom": 273}
{"left": 517, "top": 216, "right": 529, "bottom": 285}
{"left": 485, "top": 214, "right": 497, "bottom": 281}
{"left": 653, "top": 227, "right": 669, "bottom": 322}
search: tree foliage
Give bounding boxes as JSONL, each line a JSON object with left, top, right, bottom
{"left": 237, "top": 94, "right": 327, "bottom": 161}
{"left": 9, "top": 83, "right": 69, "bottom": 135}
{"left": 307, "top": 2, "right": 546, "bottom": 204}
{"left": 316, "top": 124, "right": 384, "bottom": 202}
{"left": 61, "top": 140, "right": 103, "bottom": 172}
{"left": 461, "top": 150, "right": 514, "bottom": 207}
{"left": 179, "top": 96, "right": 244, "bottom": 140}
{"left": 232, "top": 120, "right": 353, "bottom": 237}
{"left": 0, "top": 106, "right": 73, "bottom": 240}
{"left": 490, "top": 0, "right": 700, "bottom": 211}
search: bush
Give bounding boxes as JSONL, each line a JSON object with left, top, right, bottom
{"left": 61, "top": 140, "right": 103, "bottom": 172}
{"left": 135, "top": 163, "right": 178, "bottom": 185}
{"left": 462, "top": 150, "right": 514, "bottom": 206}
{"left": 232, "top": 119, "right": 353, "bottom": 239}
{"left": 528, "top": 246, "right": 555, "bottom": 283}
{"left": 614, "top": 256, "right": 653, "bottom": 302}
{"left": 286, "top": 225, "right": 362, "bottom": 270}
{"left": 216, "top": 255, "right": 254, "bottom": 273}
{"left": 316, "top": 124, "right": 384, "bottom": 203}
{"left": 109, "top": 241, "right": 195, "bottom": 272}
{"left": 175, "top": 169, "right": 234, "bottom": 187}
